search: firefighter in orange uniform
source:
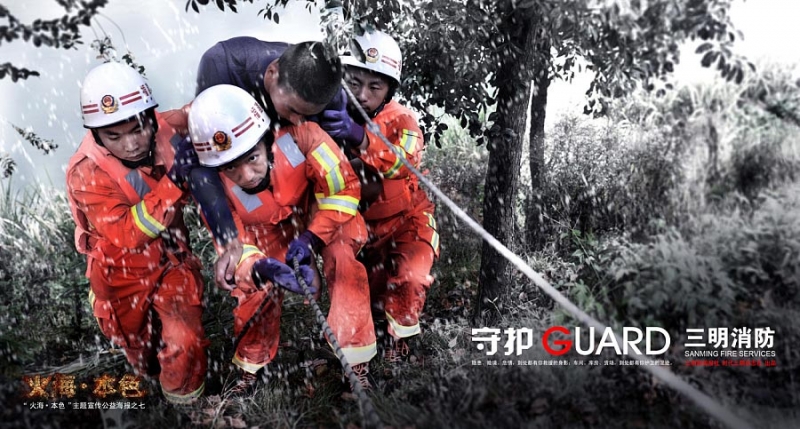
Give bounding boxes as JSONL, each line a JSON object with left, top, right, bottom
{"left": 66, "top": 62, "right": 208, "bottom": 404}
{"left": 188, "top": 84, "right": 376, "bottom": 391}
{"left": 318, "top": 30, "right": 440, "bottom": 365}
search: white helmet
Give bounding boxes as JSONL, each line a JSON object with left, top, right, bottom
{"left": 188, "top": 84, "right": 271, "bottom": 167}
{"left": 341, "top": 29, "right": 402, "bottom": 84}
{"left": 80, "top": 62, "right": 157, "bottom": 129}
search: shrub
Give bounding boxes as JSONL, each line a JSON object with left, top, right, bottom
{"left": 424, "top": 117, "right": 488, "bottom": 319}
{"left": 606, "top": 228, "right": 739, "bottom": 331}
{"left": 532, "top": 113, "right": 686, "bottom": 252}
{"left": 575, "top": 181, "right": 800, "bottom": 329}
{"left": 554, "top": 182, "right": 800, "bottom": 409}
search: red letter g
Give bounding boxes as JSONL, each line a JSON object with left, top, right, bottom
{"left": 543, "top": 326, "right": 572, "bottom": 356}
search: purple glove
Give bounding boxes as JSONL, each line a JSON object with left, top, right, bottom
{"left": 168, "top": 136, "right": 199, "bottom": 187}
{"left": 286, "top": 231, "right": 322, "bottom": 267}
{"left": 317, "top": 89, "right": 365, "bottom": 148}
{"left": 252, "top": 257, "right": 316, "bottom": 295}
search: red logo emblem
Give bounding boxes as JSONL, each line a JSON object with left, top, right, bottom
{"left": 100, "top": 95, "right": 118, "bottom": 114}
{"left": 365, "top": 47, "right": 379, "bottom": 63}
{"left": 212, "top": 131, "right": 231, "bottom": 151}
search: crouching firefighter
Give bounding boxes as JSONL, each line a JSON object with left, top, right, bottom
{"left": 188, "top": 84, "right": 377, "bottom": 392}
{"left": 317, "top": 29, "right": 440, "bottom": 367}
{"left": 66, "top": 62, "right": 209, "bottom": 404}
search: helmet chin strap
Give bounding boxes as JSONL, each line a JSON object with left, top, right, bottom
{"left": 119, "top": 138, "right": 156, "bottom": 170}
{"left": 241, "top": 174, "right": 271, "bottom": 195}
{"left": 351, "top": 101, "right": 387, "bottom": 125}
{"left": 91, "top": 109, "right": 159, "bottom": 169}
{"left": 372, "top": 100, "right": 388, "bottom": 118}
{"left": 92, "top": 129, "right": 156, "bottom": 169}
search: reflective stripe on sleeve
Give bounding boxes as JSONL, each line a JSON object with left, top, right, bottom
{"left": 311, "top": 143, "right": 340, "bottom": 172}
{"left": 400, "top": 129, "right": 418, "bottom": 155}
{"left": 424, "top": 212, "right": 440, "bottom": 253}
{"left": 237, "top": 244, "right": 265, "bottom": 267}
{"left": 325, "top": 165, "right": 346, "bottom": 195}
{"left": 425, "top": 212, "right": 437, "bottom": 230}
{"left": 88, "top": 289, "right": 103, "bottom": 330}
{"left": 382, "top": 157, "right": 403, "bottom": 179}
{"left": 312, "top": 144, "right": 346, "bottom": 195}
{"left": 131, "top": 201, "right": 166, "bottom": 238}
{"left": 314, "top": 193, "right": 359, "bottom": 216}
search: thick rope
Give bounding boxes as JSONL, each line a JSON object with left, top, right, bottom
{"left": 341, "top": 83, "right": 755, "bottom": 429}
{"left": 292, "top": 257, "right": 383, "bottom": 429}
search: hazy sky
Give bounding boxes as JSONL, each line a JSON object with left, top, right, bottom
{"left": 0, "top": 0, "right": 325, "bottom": 191}
{"left": 0, "top": 0, "right": 798, "bottom": 191}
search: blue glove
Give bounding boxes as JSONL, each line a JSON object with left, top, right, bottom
{"left": 168, "top": 136, "right": 199, "bottom": 187}
{"left": 252, "top": 257, "right": 316, "bottom": 295}
{"left": 286, "top": 231, "right": 322, "bottom": 267}
{"left": 317, "top": 89, "right": 365, "bottom": 148}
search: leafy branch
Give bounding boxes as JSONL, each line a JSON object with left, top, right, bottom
{"left": 0, "top": 125, "right": 58, "bottom": 180}
{"left": 184, "top": 0, "right": 255, "bottom": 13}
{"left": 0, "top": 1, "right": 109, "bottom": 80}
{"left": 12, "top": 125, "right": 58, "bottom": 154}
{"left": 90, "top": 36, "right": 146, "bottom": 76}
{"left": 0, "top": 63, "right": 40, "bottom": 82}
{"left": 0, "top": 155, "right": 15, "bottom": 178}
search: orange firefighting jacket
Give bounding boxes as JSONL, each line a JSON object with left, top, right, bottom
{"left": 220, "top": 121, "right": 364, "bottom": 269}
{"left": 268, "top": 121, "right": 362, "bottom": 244}
{"left": 217, "top": 166, "right": 293, "bottom": 266}
{"left": 67, "top": 111, "right": 187, "bottom": 276}
{"left": 360, "top": 100, "right": 424, "bottom": 220}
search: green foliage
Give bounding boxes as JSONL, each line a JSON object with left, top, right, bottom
{"left": 11, "top": 124, "right": 58, "bottom": 155}
{"left": 335, "top": 0, "right": 749, "bottom": 145}
{"left": 0, "top": 1, "right": 109, "bottom": 80}
{"left": 183, "top": 0, "right": 314, "bottom": 24}
{"left": 725, "top": 136, "right": 798, "bottom": 199}
{"left": 612, "top": 62, "right": 800, "bottom": 202}
{"left": 423, "top": 119, "right": 488, "bottom": 319}
{"left": 425, "top": 114, "right": 488, "bottom": 220}
{"left": 185, "top": 0, "right": 252, "bottom": 14}
{"left": 531, "top": 113, "right": 685, "bottom": 247}
{"left": 0, "top": 185, "right": 93, "bottom": 376}
{"left": 0, "top": 126, "right": 58, "bottom": 181}
{"left": 560, "top": 181, "right": 800, "bottom": 333}
{"left": 546, "top": 183, "right": 800, "bottom": 410}
{"left": 0, "top": 156, "right": 15, "bottom": 178}
{"left": 90, "top": 36, "right": 147, "bottom": 76}
{"left": 0, "top": 63, "right": 40, "bottom": 82}
{"left": 608, "top": 228, "right": 739, "bottom": 330}
{"left": 696, "top": 188, "right": 800, "bottom": 307}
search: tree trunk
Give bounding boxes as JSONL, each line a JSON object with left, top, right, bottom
{"left": 473, "top": 14, "right": 537, "bottom": 325}
{"left": 525, "top": 39, "right": 551, "bottom": 251}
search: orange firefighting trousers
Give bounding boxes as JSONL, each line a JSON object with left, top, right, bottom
{"left": 320, "top": 215, "right": 376, "bottom": 364}
{"left": 361, "top": 198, "right": 438, "bottom": 340}
{"left": 89, "top": 256, "right": 208, "bottom": 404}
{"left": 229, "top": 220, "right": 295, "bottom": 374}
{"left": 232, "top": 215, "right": 377, "bottom": 369}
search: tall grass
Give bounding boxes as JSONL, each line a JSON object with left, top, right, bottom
{"left": 0, "top": 182, "right": 93, "bottom": 376}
